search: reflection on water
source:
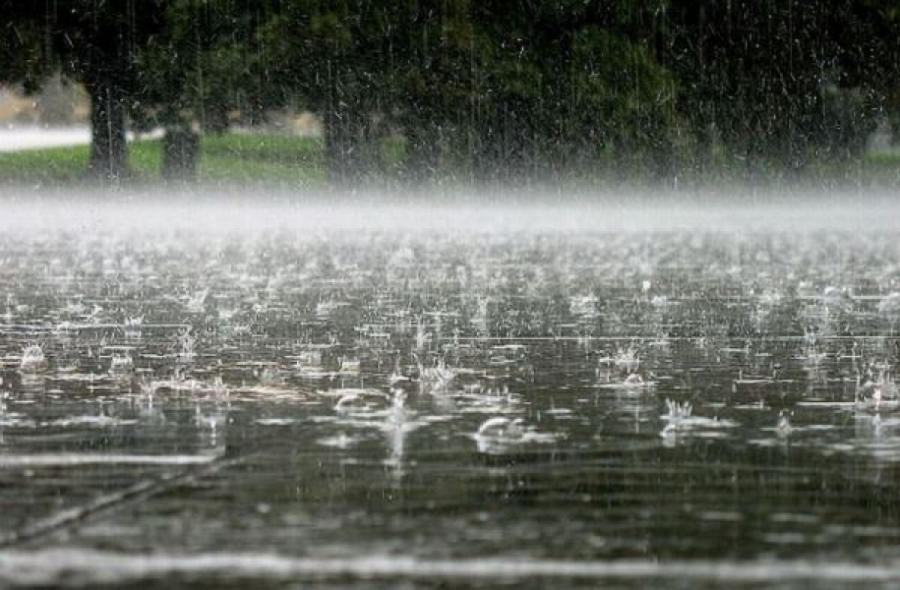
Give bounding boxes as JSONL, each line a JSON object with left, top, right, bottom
{"left": 3, "top": 223, "right": 900, "bottom": 587}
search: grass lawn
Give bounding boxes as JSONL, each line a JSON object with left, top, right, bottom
{"left": 0, "top": 131, "right": 897, "bottom": 189}
{"left": 860, "top": 148, "right": 900, "bottom": 187}
{"left": 0, "top": 132, "right": 327, "bottom": 186}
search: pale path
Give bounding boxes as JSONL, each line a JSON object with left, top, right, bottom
{"left": 0, "top": 126, "right": 162, "bottom": 152}
{"left": 0, "top": 126, "right": 90, "bottom": 151}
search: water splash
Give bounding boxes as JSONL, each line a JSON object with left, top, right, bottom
{"left": 177, "top": 327, "right": 197, "bottom": 362}
{"left": 418, "top": 358, "right": 457, "bottom": 394}
{"left": 109, "top": 352, "right": 134, "bottom": 375}
{"left": 19, "top": 345, "right": 47, "bottom": 373}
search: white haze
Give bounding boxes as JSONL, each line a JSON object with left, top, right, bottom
{"left": 0, "top": 187, "right": 895, "bottom": 236}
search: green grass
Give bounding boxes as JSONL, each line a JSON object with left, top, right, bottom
{"left": 0, "top": 132, "right": 327, "bottom": 186}
{"left": 0, "top": 143, "right": 93, "bottom": 184}
{"left": 198, "top": 133, "right": 325, "bottom": 185}
{"left": 0, "top": 131, "right": 897, "bottom": 188}
{"left": 860, "top": 148, "right": 900, "bottom": 187}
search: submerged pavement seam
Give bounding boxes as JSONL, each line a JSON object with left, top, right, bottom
{"left": 0, "top": 454, "right": 241, "bottom": 549}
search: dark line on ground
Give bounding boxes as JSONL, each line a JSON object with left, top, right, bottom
{"left": 0, "top": 455, "right": 242, "bottom": 549}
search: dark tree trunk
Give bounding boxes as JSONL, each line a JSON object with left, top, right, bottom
{"left": 324, "top": 103, "right": 366, "bottom": 187}
{"left": 471, "top": 103, "right": 514, "bottom": 183}
{"left": 86, "top": 78, "right": 129, "bottom": 181}
{"left": 892, "top": 114, "right": 900, "bottom": 147}
{"left": 648, "top": 124, "right": 675, "bottom": 185}
{"left": 161, "top": 127, "right": 200, "bottom": 182}
{"left": 403, "top": 114, "right": 441, "bottom": 185}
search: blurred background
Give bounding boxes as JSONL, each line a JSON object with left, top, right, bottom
{"left": 1, "top": 1, "right": 898, "bottom": 189}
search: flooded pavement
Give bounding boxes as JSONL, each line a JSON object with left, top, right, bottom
{"left": 3, "top": 212, "right": 900, "bottom": 588}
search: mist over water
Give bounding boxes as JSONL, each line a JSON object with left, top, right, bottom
{"left": 3, "top": 187, "right": 900, "bottom": 588}
{"left": 1, "top": 187, "right": 898, "bottom": 235}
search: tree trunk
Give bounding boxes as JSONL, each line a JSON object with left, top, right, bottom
{"left": 324, "top": 103, "right": 366, "bottom": 187}
{"left": 86, "top": 79, "right": 129, "bottom": 181}
{"left": 403, "top": 114, "right": 441, "bottom": 185}
{"left": 161, "top": 127, "right": 200, "bottom": 182}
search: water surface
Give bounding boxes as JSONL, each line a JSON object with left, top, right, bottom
{"left": 2, "top": 201, "right": 900, "bottom": 588}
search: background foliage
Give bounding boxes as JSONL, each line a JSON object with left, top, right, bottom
{"left": 1, "top": 0, "right": 898, "bottom": 185}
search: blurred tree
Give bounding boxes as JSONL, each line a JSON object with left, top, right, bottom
{"left": 264, "top": 0, "right": 898, "bottom": 184}
{"left": 260, "top": 0, "right": 677, "bottom": 185}
{"left": 388, "top": 0, "right": 475, "bottom": 184}
{"left": 839, "top": 1, "right": 900, "bottom": 150}
{"left": 663, "top": 0, "right": 900, "bottom": 177}
{"left": 261, "top": 0, "right": 397, "bottom": 186}
{"left": 3, "top": 0, "right": 898, "bottom": 185}
{"left": 135, "top": 0, "right": 280, "bottom": 181}
{"left": 0, "top": 1, "right": 164, "bottom": 181}
{"left": 464, "top": 0, "right": 674, "bottom": 182}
